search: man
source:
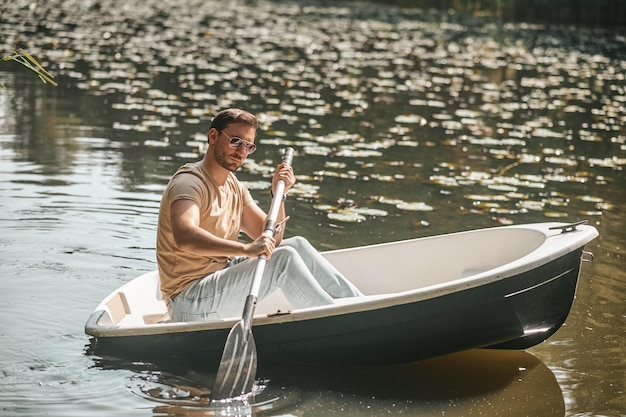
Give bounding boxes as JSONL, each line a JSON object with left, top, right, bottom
{"left": 157, "top": 108, "right": 362, "bottom": 322}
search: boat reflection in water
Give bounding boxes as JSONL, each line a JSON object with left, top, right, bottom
{"left": 88, "top": 349, "right": 564, "bottom": 416}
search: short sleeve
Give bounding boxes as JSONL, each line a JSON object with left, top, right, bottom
{"left": 166, "top": 172, "right": 208, "bottom": 206}
{"left": 241, "top": 183, "right": 254, "bottom": 206}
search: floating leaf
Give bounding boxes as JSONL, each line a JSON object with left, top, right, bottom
{"left": 394, "top": 114, "right": 427, "bottom": 126}
{"left": 579, "top": 210, "right": 603, "bottom": 216}
{"left": 290, "top": 183, "right": 320, "bottom": 197}
{"left": 430, "top": 175, "right": 459, "bottom": 187}
{"left": 517, "top": 200, "right": 544, "bottom": 211}
{"left": 588, "top": 157, "right": 626, "bottom": 168}
{"left": 314, "top": 204, "right": 336, "bottom": 211}
{"left": 325, "top": 161, "right": 347, "bottom": 169}
{"left": 241, "top": 180, "right": 271, "bottom": 190}
{"left": 175, "top": 152, "right": 200, "bottom": 159}
{"left": 532, "top": 128, "right": 565, "bottom": 139}
{"left": 544, "top": 211, "right": 569, "bottom": 218}
{"left": 144, "top": 139, "right": 169, "bottom": 147}
{"left": 336, "top": 149, "right": 383, "bottom": 158}
{"left": 578, "top": 195, "right": 604, "bottom": 203}
{"left": 351, "top": 207, "right": 388, "bottom": 217}
{"left": 328, "top": 211, "right": 366, "bottom": 223}
{"left": 396, "top": 202, "right": 434, "bottom": 211}
{"left": 371, "top": 196, "right": 405, "bottom": 205}
{"left": 595, "top": 202, "right": 613, "bottom": 210}
{"left": 488, "top": 184, "right": 517, "bottom": 192}
{"left": 464, "top": 194, "right": 510, "bottom": 202}
{"left": 303, "top": 145, "right": 333, "bottom": 156}
{"left": 545, "top": 156, "right": 577, "bottom": 166}
{"left": 455, "top": 109, "right": 482, "bottom": 118}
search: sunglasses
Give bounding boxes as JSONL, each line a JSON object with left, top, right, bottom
{"left": 221, "top": 131, "right": 257, "bottom": 154}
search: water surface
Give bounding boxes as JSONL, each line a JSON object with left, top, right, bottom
{"left": 1, "top": 0, "right": 625, "bottom": 415}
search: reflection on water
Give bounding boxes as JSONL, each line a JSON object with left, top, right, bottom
{"left": 1, "top": 0, "right": 625, "bottom": 415}
{"left": 91, "top": 349, "right": 564, "bottom": 417}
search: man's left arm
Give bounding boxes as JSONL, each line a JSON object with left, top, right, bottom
{"left": 241, "top": 199, "right": 288, "bottom": 244}
{"left": 241, "top": 162, "right": 294, "bottom": 243}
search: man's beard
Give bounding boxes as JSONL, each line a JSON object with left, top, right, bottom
{"left": 215, "top": 148, "right": 244, "bottom": 172}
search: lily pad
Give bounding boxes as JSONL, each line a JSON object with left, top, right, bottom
{"left": 396, "top": 202, "right": 434, "bottom": 212}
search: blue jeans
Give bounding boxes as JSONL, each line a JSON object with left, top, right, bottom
{"left": 170, "top": 236, "right": 362, "bottom": 322}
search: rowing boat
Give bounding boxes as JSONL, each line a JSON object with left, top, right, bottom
{"left": 85, "top": 221, "right": 597, "bottom": 365}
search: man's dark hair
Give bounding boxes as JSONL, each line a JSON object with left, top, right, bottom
{"left": 209, "top": 108, "right": 259, "bottom": 133}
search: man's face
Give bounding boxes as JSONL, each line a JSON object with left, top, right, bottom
{"left": 212, "top": 123, "right": 256, "bottom": 172}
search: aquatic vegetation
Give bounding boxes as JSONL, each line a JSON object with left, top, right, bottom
{"left": 2, "top": 0, "right": 623, "bottom": 228}
{"left": 1, "top": 48, "right": 57, "bottom": 87}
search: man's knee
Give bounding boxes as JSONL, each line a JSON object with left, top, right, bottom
{"left": 273, "top": 245, "right": 299, "bottom": 261}
{"left": 282, "top": 235, "right": 311, "bottom": 251}
{"left": 272, "top": 245, "right": 312, "bottom": 273}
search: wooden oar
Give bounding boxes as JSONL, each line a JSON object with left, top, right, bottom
{"left": 211, "top": 147, "right": 295, "bottom": 402}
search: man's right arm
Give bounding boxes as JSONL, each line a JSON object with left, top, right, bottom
{"left": 170, "top": 199, "right": 275, "bottom": 259}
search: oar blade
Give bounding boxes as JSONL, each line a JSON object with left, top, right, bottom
{"left": 211, "top": 320, "right": 258, "bottom": 401}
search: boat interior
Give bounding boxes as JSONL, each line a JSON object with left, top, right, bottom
{"left": 96, "top": 225, "right": 556, "bottom": 329}
{"left": 325, "top": 226, "right": 547, "bottom": 295}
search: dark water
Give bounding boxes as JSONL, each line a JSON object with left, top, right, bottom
{"left": 1, "top": 0, "right": 625, "bottom": 415}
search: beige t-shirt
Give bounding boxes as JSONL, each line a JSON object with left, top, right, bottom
{"left": 156, "top": 161, "right": 253, "bottom": 300}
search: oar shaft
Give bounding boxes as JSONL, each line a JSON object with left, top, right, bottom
{"left": 264, "top": 180, "right": 286, "bottom": 233}
{"left": 248, "top": 148, "right": 294, "bottom": 301}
